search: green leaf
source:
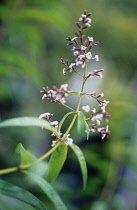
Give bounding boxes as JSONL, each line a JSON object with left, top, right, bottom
{"left": 58, "top": 112, "right": 74, "bottom": 132}
{"left": 0, "top": 117, "right": 59, "bottom": 137}
{"left": 23, "top": 171, "right": 67, "bottom": 210}
{"left": 69, "top": 144, "right": 88, "bottom": 190}
{"left": 77, "top": 111, "right": 85, "bottom": 133}
{"left": 16, "top": 143, "right": 36, "bottom": 165}
{"left": 84, "top": 120, "right": 90, "bottom": 140}
{"left": 46, "top": 143, "right": 68, "bottom": 183}
{"left": 0, "top": 179, "right": 46, "bottom": 210}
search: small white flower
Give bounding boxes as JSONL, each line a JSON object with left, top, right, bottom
{"left": 59, "top": 97, "right": 66, "bottom": 104}
{"left": 96, "top": 120, "right": 101, "bottom": 126}
{"left": 81, "top": 14, "right": 86, "bottom": 18}
{"left": 92, "top": 114, "right": 103, "bottom": 122}
{"left": 98, "top": 72, "right": 103, "bottom": 78}
{"left": 101, "top": 105, "right": 106, "bottom": 113}
{"left": 82, "top": 105, "right": 90, "bottom": 112}
{"left": 65, "top": 137, "right": 73, "bottom": 145}
{"left": 63, "top": 68, "right": 66, "bottom": 75}
{"left": 81, "top": 45, "right": 86, "bottom": 51}
{"left": 82, "top": 62, "right": 85, "bottom": 68}
{"left": 73, "top": 51, "right": 79, "bottom": 56}
{"left": 61, "top": 84, "right": 68, "bottom": 91}
{"left": 95, "top": 55, "right": 99, "bottom": 61}
{"left": 99, "top": 100, "right": 110, "bottom": 106}
{"left": 86, "top": 18, "right": 92, "bottom": 23}
{"left": 75, "top": 59, "right": 83, "bottom": 66}
{"left": 106, "top": 125, "right": 109, "bottom": 132}
{"left": 72, "top": 46, "right": 77, "bottom": 51}
{"left": 78, "top": 54, "right": 85, "bottom": 60}
{"left": 71, "top": 37, "right": 78, "bottom": 41}
{"left": 69, "top": 63, "right": 75, "bottom": 69}
{"left": 50, "top": 121, "right": 58, "bottom": 126}
{"left": 85, "top": 23, "right": 91, "bottom": 28}
{"left": 91, "top": 128, "right": 96, "bottom": 132}
{"left": 86, "top": 52, "right": 92, "bottom": 59}
{"left": 51, "top": 140, "right": 57, "bottom": 147}
{"left": 79, "top": 17, "right": 83, "bottom": 21}
{"left": 39, "top": 112, "right": 52, "bottom": 119}
{"left": 100, "top": 92, "right": 104, "bottom": 97}
{"left": 42, "top": 94, "right": 46, "bottom": 100}
{"left": 88, "top": 36, "right": 93, "bottom": 42}
{"left": 91, "top": 108, "right": 96, "bottom": 113}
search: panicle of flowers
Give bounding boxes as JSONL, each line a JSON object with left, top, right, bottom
{"left": 40, "top": 84, "right": 73, "bottom": 104}
{"left": 82, "top": 92, "right": 111, "bottom": 139}
{"left": 60, "top": 10, "right": 100, "bottom": 75}
{"left": 40, "top": 10, "right": 110, "bottom": 141}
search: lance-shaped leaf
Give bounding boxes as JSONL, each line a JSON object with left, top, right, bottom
{"left": 0, "top": 180, "right": 46, "bottom": 210}
{"left": 46, "top": 143, "right": 68, "bottom": 183}
{"left": 23, "top": 171, "right": 67, "bottom": 210}
{"left": 69, "top": 143, "right": 88, "bottom": 190}
{"left": 58, "top": 112, "right": 74, "bottom": 132}
{"left": 16, "top": 143, "right": 36, "bottom": 165}
{"left": 0, "top": 117, "right": 59, "bottom": 137}
{"left": 77, "top": 111, "right": 89, "bottom": 140}
{"left": 77, "top": 111, "right": 85, "bottom": 133}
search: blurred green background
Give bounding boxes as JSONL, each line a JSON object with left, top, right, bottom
{"left": 0, "top": 0, "right": 137, "bottom": 209}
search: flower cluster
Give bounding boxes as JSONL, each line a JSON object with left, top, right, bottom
{"left": 40, "top": 10, "right": 110, "bottom": 143}
{"left": 40, "top": 84, "right": 73, "bottom": 104}
{"left": 39, "top": 112, "right": 73, "bottom": 146}
{"left": 61, "top": 10, "right": 100, "bottom": 74}
{"left": 82, "top": 99, "right": 110, "bottom": 139}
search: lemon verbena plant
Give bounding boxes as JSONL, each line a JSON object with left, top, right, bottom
{"left": 0, "top": 10, "right": 110, "bottom": 210}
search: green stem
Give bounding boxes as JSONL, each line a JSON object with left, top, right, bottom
{"left": 62, "top": 62, "right": 87, "bottom": 141}
{"left": 0, "top": 167, "right": 18, "bottom": 175}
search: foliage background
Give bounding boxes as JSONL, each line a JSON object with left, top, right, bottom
{"left": 0, "top": 0, "right": 137, "bottom": 209}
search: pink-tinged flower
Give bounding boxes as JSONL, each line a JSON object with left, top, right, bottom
{"left": 99, "top": 100, "right": 110, "bottom": 107}
{"left": 86, "top": 18, "right": 92, "bottom": 23}
{"left": 78, "top": 54, "right": 85, "bottom": 60}
{"left": 61, "top": 84, "right": 68, "bottom": 91}
{"left": 75, "top": 59, "right": 83, "bottom": 66}
{"left": 85, "top": 23, "right": 91, "bottom": 28}
{"left": 94, "top": 70, "right": 103, "bottom": 78}
{"left": 65, "top": 137, "right": 73, "bottom": 145}
{"left": 98, "top": 125, "right": 110, "bottom": 139}
{"left": 73, "top": 51, "right": 80, "bottom": 56}
{"left": 92, "top": 114, "right": 103, "bottom": 122}
{"left": 82, "top": 105, "right": 90, "bottom": 112}
{"left": 71, "top": 37, "right": 78, "bottom": 41}
{"left": 64, "top": 134, "right": 73, "bottom": 145}
{"left": 69, "top": 63, "right": 75, "bottom": 69}
{"left": 79, "top": 17, "right": 83, "bottom": 22}
{"left": 39, "top": 112, "right": 53, "bottom": 120}
{"left": 81, "top": 45, "right": 86, "bottom": 51}
{"left": 50, "top": 121, "right": 58, "bottom": 126}
{"left": 91, "top": 128, "right": 97, "bottom": 132}
{"left": 88, "top": 36, "right": 93, "bottom": 42}
{"left": 86, "top": 52, "right": 92, "bottom": 59}
{"left": 91, "top": 108, "right": 96, "bottom": 113}
{"left": 51, "top": 140, "right": 57, "bottom": 147}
